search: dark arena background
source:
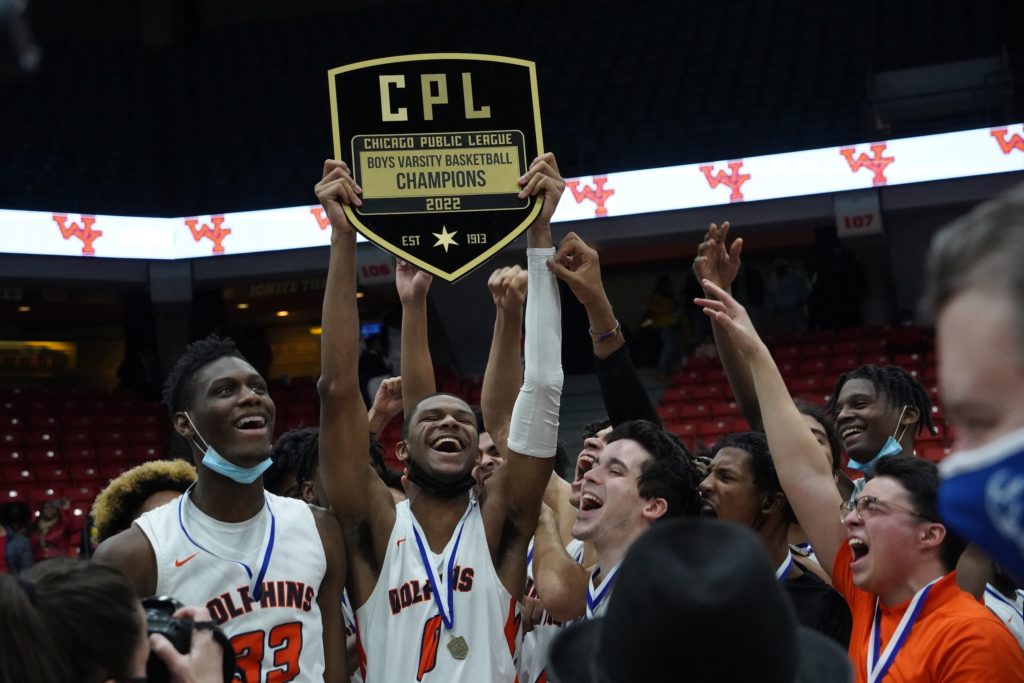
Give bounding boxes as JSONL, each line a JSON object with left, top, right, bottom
{"left": 0, "top": 0, "right": 1021, "bottom": 544}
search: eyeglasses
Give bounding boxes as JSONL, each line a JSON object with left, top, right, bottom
{"left": 840, "top": 495, "right": 935, "bottom": 522}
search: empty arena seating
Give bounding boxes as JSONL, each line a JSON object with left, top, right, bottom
{"left": 658, "top": 326, "right": 953, "bottom": 466}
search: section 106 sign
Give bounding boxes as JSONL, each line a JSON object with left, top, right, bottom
{"left": 328, "top": 53, "right": 545, "bottom": 282}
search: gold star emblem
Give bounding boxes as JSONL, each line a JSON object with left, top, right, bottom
{"left": 432, "top": 225, "right": 459, "bottom": 253}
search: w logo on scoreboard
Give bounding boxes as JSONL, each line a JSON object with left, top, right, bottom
{"left": 840, "top": 144, "right": 894, "bottom": 186}
{"left": 310, "top": 207, "right": 331, "bottom": 230}
{"left": 566, "top": 177, "right": 615, "bottom": 216}
{"left": 53, "top": 214, "right": 102, "bottom": 256}
{"left": 700, "top": 161, "right": 750, "bottom": 202}
{"left": 185, "top": 216, "right": 231, "bottom": 254}
{"left": 991, "top": 127, "right": 1024, "bottom": 154}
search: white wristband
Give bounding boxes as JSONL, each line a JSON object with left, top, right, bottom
{"left": 507, "top": 247, "right": 563, "bottom": 458}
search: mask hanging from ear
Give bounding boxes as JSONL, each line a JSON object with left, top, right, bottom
{"left": 848, "top": 404, "right": 910, "bottom": 472}
{"left": 184, "top": 412, "right": 272, "bottom": 485}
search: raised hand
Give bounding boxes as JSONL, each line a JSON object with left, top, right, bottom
{"left": 314, "top": 160, "right": 361, "bottom": 235}
{"left": 371, "top": 377, "right": 404, "bottom": 421}
{"left": 693, "top": 221, "right": 743, "bottom": 291}
{"left": 395, "top": 258, "right": 432, "bottom": 304}
{"left": 487, "top": 265, "right": 528, "bottom": 315}
{"left": 519, "top": 152, "right": 566, "bottom": 231}
{"left": 548, "top": 232, "right": 605, "bottom": 308}
{"left": 694, "top": 279, "right": 766, "bottom": 358}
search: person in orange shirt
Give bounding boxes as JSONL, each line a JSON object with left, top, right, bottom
{"left": 694, "top": 280, "right": 1024, "bottom": 681}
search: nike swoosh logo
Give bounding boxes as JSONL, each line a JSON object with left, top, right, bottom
{"left": 396, "top": 538, "right": 406, "bottom": 548}
{"left": 175, "top": 552, "right": 199, "bottom": 567}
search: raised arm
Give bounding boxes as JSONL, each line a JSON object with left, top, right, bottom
{"left": 531, "top": 504, "right": 589, "bottom": 622}
{"left": 484, "top": 153, "right": 564, "bottom": 588}
{"left": 695, "top": 280, "right": 844, "bottom": 576}
{"left": 480, "top": 265, "right": 527, "bottom": 455}
{"left": 367, "top": 376, "right": 403, "bottom": 436}
{"left": 692, "top": 222, "right": 763, "bottom": 429}
{"left": 315, "top": 161, "right": 392, "bottom": 555}
{"left": 395, "top": 259, "right": 435, "bottom": 410}
{"left": 550, "top": 234, "right": 658, "bottom": 426}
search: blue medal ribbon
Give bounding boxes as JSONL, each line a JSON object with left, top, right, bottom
{"left": 177, "top": 484, "right": 276, "bottom": 601}
{"left": 867, "top": 577, "right": 940, "bottom": 683}
{"left": 585, "top": 560, "right": 622, "bottom": 619}
{"left": 775, "top": 550, "right": 795, "bottom": 583}
{"left": 411, "top": 502, "right": 474, "bottom": 632}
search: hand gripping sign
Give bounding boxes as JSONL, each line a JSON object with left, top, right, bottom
{"left": 328, "top": 53, "right": 545, "bottom": 282}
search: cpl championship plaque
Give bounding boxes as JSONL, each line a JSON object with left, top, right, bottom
{"left": 328, "top": 53, "right": 544, "bottom": 282}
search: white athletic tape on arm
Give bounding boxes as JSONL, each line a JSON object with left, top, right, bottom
{"left": 507, "top": 247, "right": 563, "bottom": 458}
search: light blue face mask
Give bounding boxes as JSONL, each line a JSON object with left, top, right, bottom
{"left": 184, "top": 412, "right": 272, "bottom": 484}
{"left": 847, "top": 404, "right": 909, "bottom": 472}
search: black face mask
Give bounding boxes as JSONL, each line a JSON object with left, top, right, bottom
{"left": 405, "top": 459, "right": 475, "bottom": 499}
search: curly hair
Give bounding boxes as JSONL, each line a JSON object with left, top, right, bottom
{"left": 826, "top": 364, "right": 935, "bottom": 436}
{"left": 91, "top": 460, "right": 196, "bottom": 542}
{"left": 267, "top": 428, "right": 319, "bottom": 495}
{"left": 161, "top": 334, "right": 247, "bottom": 414}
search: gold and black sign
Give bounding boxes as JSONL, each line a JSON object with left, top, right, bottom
{"left": 328, "top": 53, "right": 544, "bottom": 282}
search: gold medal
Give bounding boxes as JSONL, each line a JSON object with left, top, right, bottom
{"left": 447, "top": 635, "right": 470, "bottom": 660}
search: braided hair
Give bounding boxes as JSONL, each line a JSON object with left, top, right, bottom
{"left": 826, "top": 364, "right": 935, "bottom": 435}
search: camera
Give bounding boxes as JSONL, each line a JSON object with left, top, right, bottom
{"left": 143, "top": 595, "right": 241, "bottom": 683}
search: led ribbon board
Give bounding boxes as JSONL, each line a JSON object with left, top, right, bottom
{"left": 0, "top": 125, "right": 1020, "bottom": 261}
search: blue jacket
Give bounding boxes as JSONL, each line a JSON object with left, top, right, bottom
{"left": 4, "top": 526, "right": 33, "bottom": 573}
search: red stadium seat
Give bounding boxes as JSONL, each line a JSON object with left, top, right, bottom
{"left": 100, "top": 463, "right": 130, "bottom": 480}
{"left": 0, "top": 430, "right": 25, "bottom": 446}
{"left": 25, "top": 413, "right": 58, "bottom": 430}
{"left": 691, "top": 385, "right": 726, "bottom": 400}
{"left": 66, "top": 502, "right": 90, "bottom": 533}
{"left": 24, "top": 431, "right": 57, "bottom": 447}
{"left": 95, "top": 444, "right": 131, "bottom": 462}
{"left": 698, "top": 419, "right": 734, "bottom": 438}
{"left": 0, "top": 446, "right": 27, "bottom": 464}
{"left": 36, "top": 464, "right": 69, "bottom": 481}
{"left": 830, "top": 355, "right": 861, "bottom": 372}
{"left": 94, "top": 430, "right": 127, "bottom": 445}
{"left": 789, "top": 377, "right": 822, "bottom": 393}
{"left": 127, "top": 429, "right": 162, "bottom": 445}
{"left": 63, "top": 446, "right": 97, "bottom": 463}
{"left": 798, "top": 359, "right": 828, "bottom": 375}
{"left": 2, "top": 486, "right": 28, "bottom": 503}
{"left": 130, "top": 444, "right": 161, "bottom": 462}
{"left": 65, "top": 483, "right": 99, "bottom": 501}
{"left": 1, "top": 465, "right": 35, "bottom": 483}
{"left": 709, "top": 401, "right": 740, "bottom": 417}
{"left": 919, "top": 443, "right": 949, "bottom": 463}
{"left": 0, "top": 414, "right": 24, "bottom": 430}
{"left": 61, "top": 431, "right": 94, "bottom": 449}
{"left": 25, "top": 446, "right": 61, "bottom": 463}
{"left": 28, "top": 486, "right": 62, "bottom": 504}
{"left": 69, "top": 464, "right": 103, "bottom": 481}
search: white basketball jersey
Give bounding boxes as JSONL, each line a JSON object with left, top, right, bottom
{"left": 984, "top": 584, "right": 1024, "bottom": 649}
{"left": 135, "top": 491, "right": 327, "bottom": 683}
{"left": 585, "top": 559, "right": 622, "bottom": 620}
{"left": 354, "top": 498, "right": 520, "bottom": 683}
{"left": 519, "top": 537, "right": 585, "bottom": 683}
{"left": 342, "top": 592, "right": 364, "bottom": 683}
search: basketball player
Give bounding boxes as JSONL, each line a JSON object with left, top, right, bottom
{"left": 94, "top": 335, "right": 348, "bottom": 683}
{"left": 315, "top": 155, "right": 565, "bottom": 682}
{"left": 699, "top": 431, "right": 851, "bottom": 645}
{"left": 695, "top": 280, "right": 1024, "bottom": 681}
